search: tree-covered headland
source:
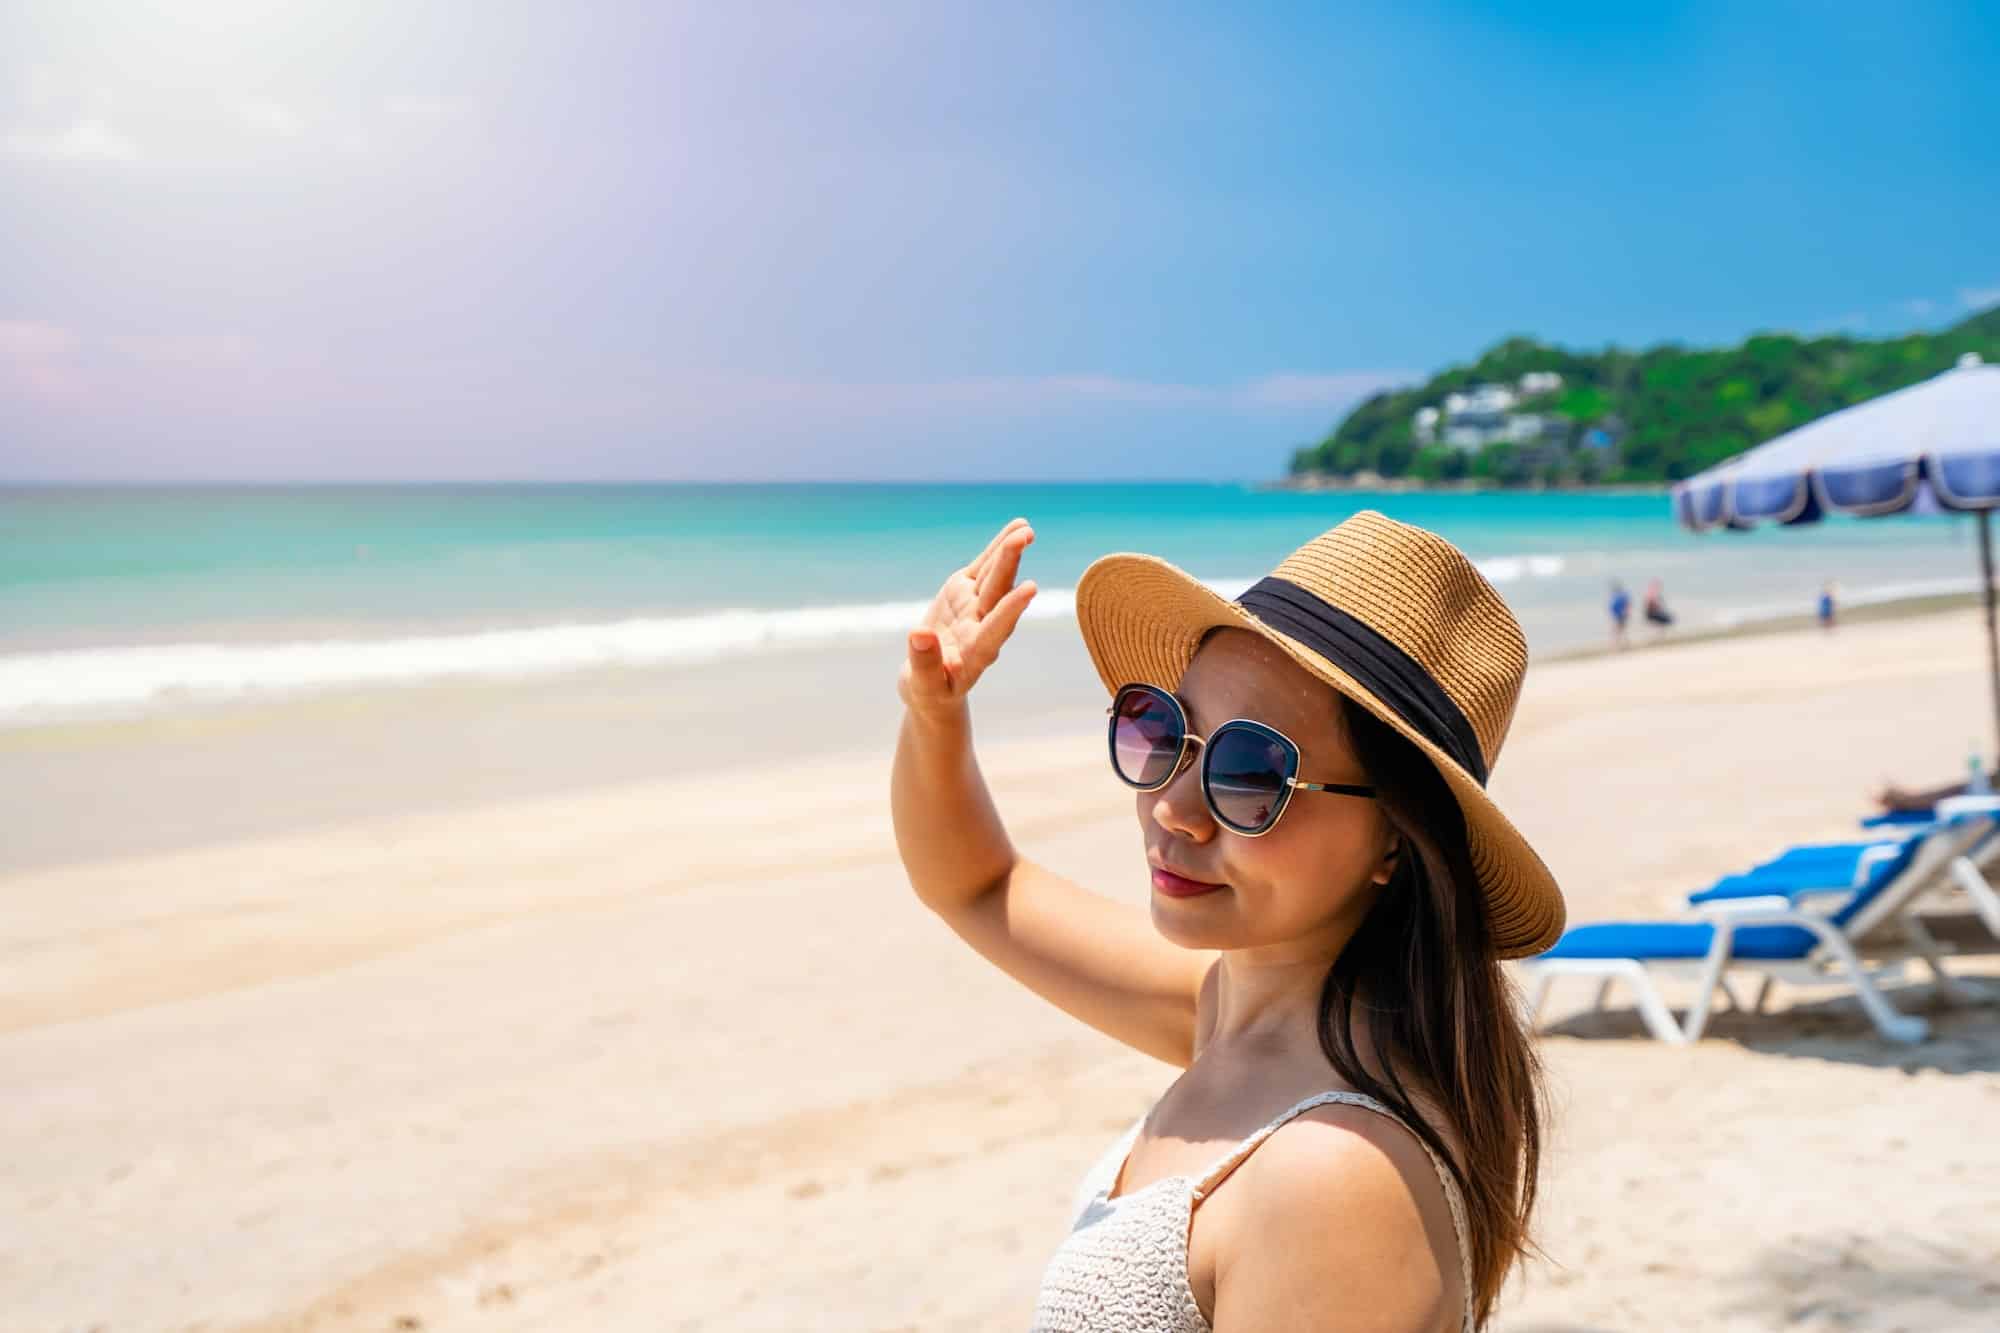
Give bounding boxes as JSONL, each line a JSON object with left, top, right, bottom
{"left": 1290, "top": 305, "right": 2000, "bottom": 487}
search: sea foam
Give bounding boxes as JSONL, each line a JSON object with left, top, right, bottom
{"left": 0, "top": 554, "right": 1574, "bottom": 725}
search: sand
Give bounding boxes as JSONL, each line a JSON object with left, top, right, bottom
{"left": 5, "top": 608, "right": 1999, "bottom": 1331}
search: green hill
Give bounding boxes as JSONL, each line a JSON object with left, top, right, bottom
{"left": 1291, "top": 305, "right": 2000, "bottom": 486}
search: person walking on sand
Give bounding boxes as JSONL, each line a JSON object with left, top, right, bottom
{"left": 1608, "top": 580, "right": 1631, "bottom": 649}
{"left": 1642, "top": 578, "right": 1674, "bottom": 636}
{"left": 891, "top": 512, "right": 1563, "bottom": 1332}
{"left": 1818, "top": 581, "right": 1837, "bottom": 630}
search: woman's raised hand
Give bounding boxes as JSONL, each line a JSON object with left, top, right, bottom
{"left": 899, "top": 517, "right": 1039, "bottom": 720}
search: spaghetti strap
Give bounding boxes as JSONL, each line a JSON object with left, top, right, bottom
{"left": 1191, "top": 1091, "right": 1477, "bottom": 1333}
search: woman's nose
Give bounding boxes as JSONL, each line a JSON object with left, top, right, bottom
{"left": 1149, "top": 744, "right": 1214, "bottom": 838}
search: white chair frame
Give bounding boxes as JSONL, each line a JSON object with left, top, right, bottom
{"left": 1524, "top": 806, "right": 1998, "bottom": 1046}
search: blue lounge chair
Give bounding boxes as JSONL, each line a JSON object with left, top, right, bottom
{"left": 1688, "top": 801, "right": 2000, "bottom": 941}
{"left": 1752, "top": 834, "right": 1921, "bottom": 878}
{"left": 1521, "top": 802, "right": 2000, "bottom": 1045}
{"left": 1686, "top": 830, "right": 1927, "bottom": 910}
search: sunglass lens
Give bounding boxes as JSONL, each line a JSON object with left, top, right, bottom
{"left": 1110, "top": 687, "right": 1183, "bottom": 788}
{"left": 1204, "top": 726, "right": 1292, "bottom": 832}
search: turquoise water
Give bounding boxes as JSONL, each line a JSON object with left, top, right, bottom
{"left": 0, "top": 483, "right": 1976, "bottom": 721}
{"left": 3, "top": 483, "right": 1676, "bottom": 632}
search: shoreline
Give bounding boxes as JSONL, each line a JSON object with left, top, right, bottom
{"left": 0, "top": 576, "right": 1978, "bottom": 734}
{"left": 0, "top": 592, "right": 1986, "bottom": 878}
{"left": 1540, "top": 588, "right": 1986, "bottom": 663}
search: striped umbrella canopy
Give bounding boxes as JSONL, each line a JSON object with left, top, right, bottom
{"left": 1671, "top": 352, "right": 2000, "bottom": 753}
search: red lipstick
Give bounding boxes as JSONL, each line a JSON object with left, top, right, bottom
{"left": 1151, "top": 866, "right": 1226, "bottom": 899}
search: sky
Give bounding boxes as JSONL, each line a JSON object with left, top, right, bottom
{"left": 1, "top": 1, "right": 1996, "bottom": 482}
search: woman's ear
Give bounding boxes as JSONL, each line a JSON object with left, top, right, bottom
{"left": 1370, "top": 831, "right": 1402, "bottom": 886}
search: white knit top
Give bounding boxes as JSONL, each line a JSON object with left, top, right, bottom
{"left": 1029, "top": 1090, "right": 1475, "bottom": 1332}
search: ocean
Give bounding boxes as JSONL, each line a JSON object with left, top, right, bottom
{"left": 0, "top": 482, "right": 1977, "bottom": 726}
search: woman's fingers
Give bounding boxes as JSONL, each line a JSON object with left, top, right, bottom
{"left": 978, "top": 579, "right": 1038, "bottom": 651}
{"left": 906, "top": 626, "right": 953, "bottom": 695}
{"left": 975, "top": 524, "right": 1033, "bottom": 616}
{"left": 906, "top": 519, "right": 1034, "bottom": 709}
{"left": 964, "top": 517, "right": 1029, "bottom": 582}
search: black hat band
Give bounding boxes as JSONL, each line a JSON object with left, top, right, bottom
{"left": 1235, "top": 576, "right": 1490, "bottom": 786}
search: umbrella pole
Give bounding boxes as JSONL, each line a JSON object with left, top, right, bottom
{"left": 1984, "top": 509, "right": 2000, "bottom": 768}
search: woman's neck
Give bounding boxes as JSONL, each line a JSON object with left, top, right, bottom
{"left": 1200, "top": 939, "right": 1394, "bottom": 1093}
{"left": 1206, "top": 951, "right": 1327, "bottom": 1048}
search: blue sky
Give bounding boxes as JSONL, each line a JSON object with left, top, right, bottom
{"left": 2, "top": 1, "right": 1995, "bottom": 482}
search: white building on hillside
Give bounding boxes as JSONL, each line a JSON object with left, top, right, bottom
{"left": 1411, "top": 380, "right": 1573, "bottom": 452}
{"left": 1440, "top": 383, "right": 1517, "bottom": 449}
{"left": 1413, "top": 405, "right": 1441, "bottom": 444}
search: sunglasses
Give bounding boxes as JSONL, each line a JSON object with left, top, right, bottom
{"left": 1106, "top": 682, "right": 1377, "bottom": 837}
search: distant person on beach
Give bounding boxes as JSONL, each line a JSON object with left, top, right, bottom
{"left": 1608, "top": 581, "right": 1631, "bottom": 648}
{"left": 1818, "top": 581, "right": 1837, "bottom": 630}
{"left": 1873, "top": 773, "right": 1988, "bottom": 812}
{"left": 894, "top": 512, "right": 1560, "bottom": 1331}
{"left": 1643, "top": 579, "right": 1674, "bottom": 635}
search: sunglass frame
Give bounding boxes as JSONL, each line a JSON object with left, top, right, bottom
{"left": 1105, "top": 682, "right": 1377, "bottom": 837}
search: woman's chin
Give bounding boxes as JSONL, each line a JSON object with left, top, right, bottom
{"left": 1149, "top": 894, "right": 1233, "bottom": 948}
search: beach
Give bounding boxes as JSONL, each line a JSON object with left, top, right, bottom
{"left": 14, "top": 3, "right": 2000, "bottom": 1327}
{"left": 5, "top": 601, "right": 1998, "bottom": 1331}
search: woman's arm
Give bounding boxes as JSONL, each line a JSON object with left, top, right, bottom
{"left": 890, "top": 519, "right": 1213, "bottom": 1067}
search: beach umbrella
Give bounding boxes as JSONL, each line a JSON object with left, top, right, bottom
{"left": 1671, "top": 353, "right": 2000, "bottom": 755}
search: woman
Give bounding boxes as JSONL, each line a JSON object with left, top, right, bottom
{"left": 1643, "top": 579, "right": 1674, "bottom": 632}
{"left": 890, "top": 511, "right": 1564, "bottom": 1331}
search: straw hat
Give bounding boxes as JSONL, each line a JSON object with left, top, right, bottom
{"left": 1073, "top": 509, "right": 1563, "bottom": 958}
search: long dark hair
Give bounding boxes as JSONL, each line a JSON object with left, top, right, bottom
{"left": 1325, "top": 698, "right": 1545, "bottom": 1326}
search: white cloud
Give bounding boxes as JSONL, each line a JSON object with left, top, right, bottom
{"left": 1962, "top": 284, "right": 2000, "bottom": 311}
{"left": 1, "top": 119, "right": 139, "bottom": 161}
{"left": 0, "top": 323, "right": 292, "bottom": 415}
{"left": 22, "top": 64, "right": 67, "bottom": 114}
{"left": 1032, "top": 374, "right": 1210, "bottom": 405}
{"left": 614, "top": 369, "right": 1413, "bottom": 423}
{"left": 0, "top": 320, "right": 86, "bottom": 400}
{"left": 0, "top": 321, "right": 77, "bottom": 357}
{"left": 383, "top": 93, "right": 470, "bottom": 126}
{"left": 945, "top": 371, "right": 1411, "bottom": 411}
{"left": 2, "top": 84, "right": 464, "bottom": 167}
{"left": 923, "top": 370, "right": 1408, "bottom": 412}
{"left": 235, "top": 97, "right": 303, "bottom": 138}
{"left": 1238, "top": 371, "right": 1416, "bottom": 407}
{"left": 1901, "top": 297, "right": 1937, "bottom": 318}
{"left": 117, "top": 333, "right": 256, "bottom": 374}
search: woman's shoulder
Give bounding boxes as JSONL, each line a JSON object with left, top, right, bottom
{"left": 1242, "top": 1096, "right": 1454, "bottom": 1222}
{"left": 1248, "top": 1088, "right": 1456, "bottom": 1192}
{"left": 1210, "top": 1099, "right": 1464, "bottom": 1330}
